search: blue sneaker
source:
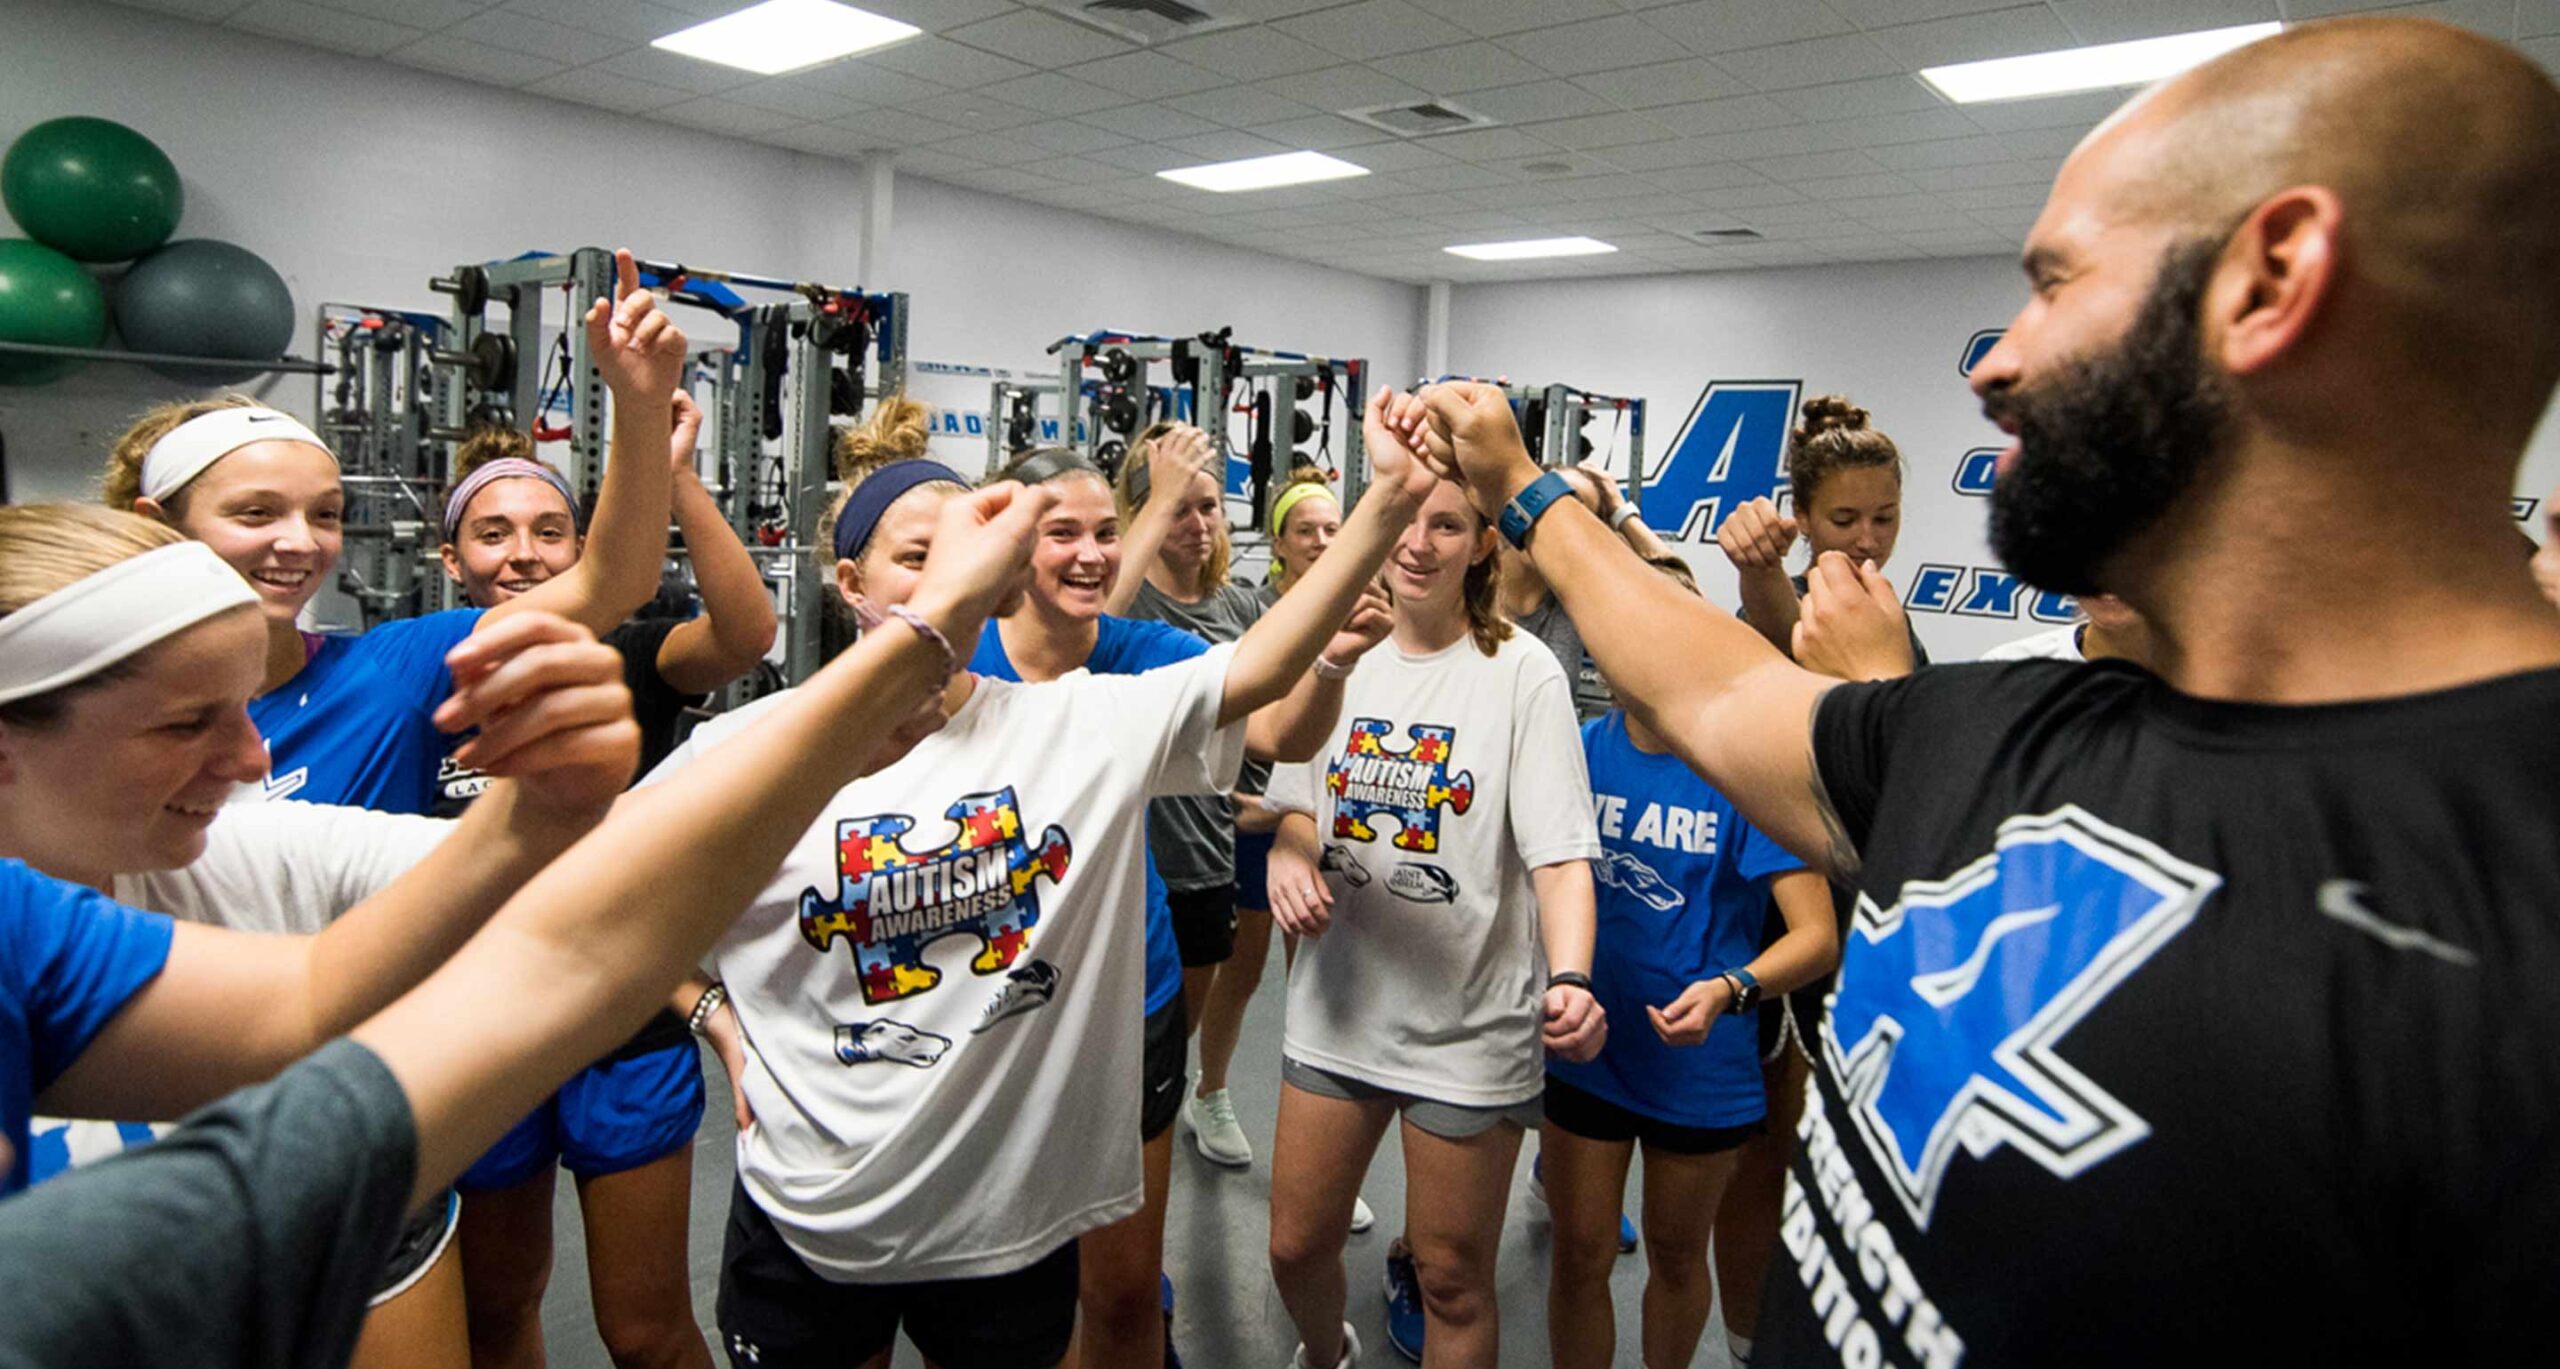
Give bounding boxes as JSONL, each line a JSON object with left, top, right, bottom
{"left": 1162, "top": 1272, "right": 1183, "bottom": 1369}
{"left": 1527, "top": 1153, "right": 1638, "bottom": 1252}
{"left": 1382, "top": 1244, "right": 1425, "bottom": 1362}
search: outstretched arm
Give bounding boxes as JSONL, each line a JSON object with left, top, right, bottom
{"left": 1105, "top": 424, "right": 1214, "bottom": 617}
{"left": 489, "top": 250, "right": 684, "bottom": 637}
{"left": 1218, "top": 391, "right": 1434, "bottom": 727}
{"left": 656, "top": 391, "right": 780, "bottom": 693}
{"left": 1407, "top": 385, "right": 1855, "bottom": 878}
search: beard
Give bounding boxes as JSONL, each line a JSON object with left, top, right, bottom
{"left": 1985, "top": 238, "right": 2236, "bottom": 596}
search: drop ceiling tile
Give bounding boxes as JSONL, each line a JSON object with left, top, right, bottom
{"left": 1516, "top": 110, "right": 1679, "bottom": 149}
{"left": 1165, "top": 85, "right": 1318, "bottom": 127}
{"left": 946, "top": 166, "right": 1063, "bottom": 196}
{"left": 1817, "top": 107, "right": 1983, "bottom": 146}
{"left": 1932, "top": 182, "right": 2052, "bottom": 211}
{"left": 1687, "top": 180, "right": 1812, "bottom": 207}
{"left": 1955, "top": 88, "right": 2129, "bottom": 133}
{"left": 1819, "top": 192, "right": 1961, "bottom": 220}
{"left": 889, "top": 148, "right": 996, "bottom": 178}
{"left": 944, "top": 10, "right": 1132, "bottom": 68}
{"left": 1276, "top": 1, "right": 1474, "bottom": 60}
{"left": 978, "top": 70, "right": 1130, "bottom": 115}
{"left": 1866, "top": 133, "right": 2012, "bottom": 169}
{"left": 1392, "top": 161, "right": 1520, "bottom": 190}
{"left": 1021, "top": 183, "right": 1128, "bottom": 210}
{"left": 1572, "top": 57, "right": 1751, "bottom": 108}
{"left": 1747, "top": 148, "right": 1889, "bottom": 180}
{"left": 496, "top": 0, "right": 699, "bottom": 45}
{"left": 653, "top": 95, "right": 805, "bottom": 135}
{"left": 1771, "top": 74, "right": 1948, "bottom": 120}
{"left": 108, "top": 0, "right": 255, "bottom": 17}
{"left": 721, "top": 77, "right": 870, "bottom": 122}
{"left": 852, "top": 0, "right": 1014, "bottom": 27}
{"left": 2047, "top": 0, "right": 2280, "bottom": 44}
{"left": 1258, "top": 64, "right": 1430, "bottom": 111}
{"left": 1686, "top": 122, "right": 1864, "bottom": 161}
{"left": 524, "top": 65, "right": 694, "bottom": 112}
{"left": 308, "top": 0, "right": 482, "bottom": 26}
{"left": 390, "top": 32, "right": 569, "bottom": 85}
{"left": 755, "top": 122, "right": 883, "bottom": 159}
{"left": 230, "top": 0, "right": 423, "bottom": 55}
{"left": 1414, "top": 125, "right": 1562, "bottom": 161}
{"left": 1160, "top": 26, "right": 1341, "bottom": 80}
{"left": 1069, "top": 51, "right": 1229, "bottom": 100}
{"left": 1992, "top": 126, "right": 2090, "bottom": 159}
{"left": 1405, "top": 0, "right": 1619, "bottom": 37}
{"left": 1078, "top": 102, "right": 1226, "bottom": 139}
{"left": 1795, "top": 171, "right": 1921, "bottom": 199}
{"left": 828, "top": 107, "right": 978, "bottom": 145}
{"left": 866, "top": 36, "right": 1036, "bottom": 89}
{"left": 1500, "top": 15, "right": 1692, "bottom": 77}
{"left": 1444, "top": 79, "right": 1608, "bottom": 123}
{"left": 1008, "top": 119, "right": 1133, "bottom": 155}
{"left": 1371, "top": 40, "right": 1550, "bottom": 91}
{"left": 1900, "top": 160, "right": 2058, "bottom": 192}
{"left": 910, "top": 131, "right": 1038, "bottom": 169}
{"left": 1709, "top": 32, "right": 1903, "bottom": 91}
{"left": 1641, "top": 92, "right": 1802, "bottom": 137}
{"left": 1037, "top": 154, "right": 1143, "bottom": 185}
{"left": 2525, "top": 0, "right": 2560, "bottom": 36}
{"left": 1824, "top": 0, "right": 2033, "bottom": 24}
{"left": 1250, "top": 113, "right": 1395, "bottom": 149}
{"left": 1596, "top": 138, "right": 1735, "bottom": 170}
{"left": 1736, "top": 200, "right": 1859, "bottom": 226}
{"left": 1639, "top": 159, "right": 1773, "bottom": 190}
{"left": 793, "top": 62, "right": 947, "bottom": 106}
{"left": 1969, "top": 204, "right": 2042, "bottom": 235}
{"left": 1326, "top": 137, "right": 1452, "bottom": 172}
{"left": 1865, "top": 6, "right": 2077, "bottom": 66}
{"left": 457, "top": 8, "right": 625, "bottom": 63}
{"left": 1083, "top": 143, "right": 1201, "bottom": 173}
{"left": 1162, "top": 129, "right": 1296, "bottom": 161}
{"left": 578, "top": 45, "right": 748, "bottom": 94}
{"left": 901, "top": 91, "right": 1044, "bottom": 130}
{"left": 1639, "top": 0, "right": 1858, "bottom": 54}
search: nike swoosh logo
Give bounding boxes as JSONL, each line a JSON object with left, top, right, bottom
{"left": 1911, "top": 903, "right": 2061, "bottom": 1008}
{"left": 2316, "top": 880, "right": 2478, "bottom": 968}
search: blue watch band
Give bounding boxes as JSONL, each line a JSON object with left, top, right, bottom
{"left": 1497, "top": 470, "right": 1575, "bottom": 550}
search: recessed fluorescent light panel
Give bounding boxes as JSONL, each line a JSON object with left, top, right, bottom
{"left": 1920, "top": 23, "right": 2280, "bottom": 104}
{"left": 653, "top": 0, "right": 921, "bottom": 77}
{"left": 1158, "top": 150, "right": 1371, "bottom": 193}
{"left": 1444, "top": 236, "right": 1617, "bottom": 262}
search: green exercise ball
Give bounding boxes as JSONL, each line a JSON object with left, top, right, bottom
{"left": 0, "top": 239, "right": 108, "bottom": 385}
{"left": 2, "top": 117, "right": 184, "bottom": 263}
{"left": 115, "top": 239, "right": 294, "bottom": 384}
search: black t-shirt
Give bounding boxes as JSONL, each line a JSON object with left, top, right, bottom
{"left": 1763, "top": 660, "right": 2560, "bottom": 1368}
{"left": 0, "top": 1039, "right": 415, "bottom": 1369}
{"left": 433, "top": 616, "right": 706, "bottom": 1058}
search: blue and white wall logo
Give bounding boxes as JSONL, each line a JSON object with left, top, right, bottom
{"left": 1637, "top": 380, "right": 1802, "bottom": 540}
{"left": 1959, "top": 330, "right": 2004, "bottom": 377}
{"left": 1951, "top": 447, "right": 2001, "bottom": 496}
{"left": 1824, "top": 805, "right": 2220, "bottom": 1227}
{"left": 1903, "top": 564, "right": 2076, "bottom": 623}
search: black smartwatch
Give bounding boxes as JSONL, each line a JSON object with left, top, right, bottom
{"left": 1719, "top": 967, "right": 1760, "bottom": 1015}
{"left": 1546, "top": 969, "right": 1593, "bottom": 994}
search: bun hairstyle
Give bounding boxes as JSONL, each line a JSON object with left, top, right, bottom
{"left": 0, "top": 504, "right": 188, "bottom": 728}
{"left": 101, "top": 394, "right": 264, "bottom": 512}
{"left": 451, "top": 425, "right": 536, "bottom": 479}
{"left": 1785, "top": 393, "right": 1903, "bottom": 511}
{"left": 832, "top": 394, "right": 933, "bottom": 481}
{"left": 1118, "top": 422, "right": 1232, "bottom": 592}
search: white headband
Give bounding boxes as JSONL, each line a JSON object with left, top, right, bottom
{"left": 0, "top": 541, "right": 260, "bottom": 705}
{"left": 139, "top": 407, "right": 334, "bottom": 502}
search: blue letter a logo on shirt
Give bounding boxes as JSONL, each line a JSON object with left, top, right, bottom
{"left": 1823, "top": 806, "right": 2220, "bottom": 1227}
{"left": 1637, "top": 380, "right": 1802, "bottom": 541}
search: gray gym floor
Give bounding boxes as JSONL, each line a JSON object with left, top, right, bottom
{"left": 538, "top": 953, "right": 1739, "bottom": 1368}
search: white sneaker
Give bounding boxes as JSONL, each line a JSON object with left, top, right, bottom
{"left": 1350, "top": 1195, "right": 1375, "bottom": 1233}
{"left": 1289, "top": 1321, "right": 1362, "bottom": 1368}
{"left": 1186, "top": 1088, "right": 1253, "bottom": 1168}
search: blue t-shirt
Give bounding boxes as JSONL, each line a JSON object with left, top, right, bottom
{"left": 2, "top": 860, "right": 176, "bottom": 1192}
{"left": 1548, "top": 711, "right": 1806, "bottom": 1128}
{"left": 248, "top": 609, "right": 483, "bottom": 814}
{"left": 970, "top": 616, "right": 1205, "bottom": 1016}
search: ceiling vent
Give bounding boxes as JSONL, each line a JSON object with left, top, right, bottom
{"left": 1046, "top": 0, "right": 1241, "bottom": 45}
{"left": 1342, "top": 99, "right": 1497, "bottom": 137}
{"left": 1692, "top": 227, "right": 1764, "bottom": 241}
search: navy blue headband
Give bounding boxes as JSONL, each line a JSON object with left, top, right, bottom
{"left": 833, "top": 459, "right": 968, "bottom": 561}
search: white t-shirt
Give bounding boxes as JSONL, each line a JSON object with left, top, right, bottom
{"left": 642, "top": 646, "right": 1245, "bottom": 1283}
{"left": 1265, "top": 631, "right": 1600, "bottom": 1107}
{"left": 117, "top": 801, "right": 449, "bottom": 934}
{"left": 1979, "top": 622, "right": 2087, "bottom": 662}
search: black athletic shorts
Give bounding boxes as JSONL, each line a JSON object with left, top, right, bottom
{"left": 1167, "top": 882, "right": 1239, "bottom": 967}
{"left": 1142, "top": 990, "right": 1187, "bottom": 1143}
{"left": 1542, "top": 1075, "right": 1760, "bottom": 1156}
{"left": 715, "top": 1180, "right": 1079, "bottom": 1369}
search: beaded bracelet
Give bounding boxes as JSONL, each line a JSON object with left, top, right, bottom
{"left": 853, "top": 600, "right": 958, "bottom": 688}
{"left": 686, "top": 982, "right": 729, "bottom": 1036}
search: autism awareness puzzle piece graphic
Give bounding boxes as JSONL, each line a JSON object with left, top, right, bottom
{"left": 797, "top": 786, "right": 1073, "bottom": 1005}
{"left": 1326, "top": 719, "right": 1475, "bottom": 852}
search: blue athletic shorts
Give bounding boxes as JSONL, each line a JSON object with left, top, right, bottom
{"left": 459, "top": 1039, "right": 706, "bottom": 1191}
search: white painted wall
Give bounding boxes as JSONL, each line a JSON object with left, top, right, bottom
{"left": 0, "top": 0, "right": 1419, "bottom": 503}
{"left": 1447, "top": 259, "right": 2560, "bottom": 662}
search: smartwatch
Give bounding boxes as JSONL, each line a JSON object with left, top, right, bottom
{"left": 1719, "top": 967, "right": 1760, "bottom": 1015}
{"left": 1497, "top": 470, "right": 1576, "bottom": 550}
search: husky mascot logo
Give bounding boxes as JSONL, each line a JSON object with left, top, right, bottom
{"left": 1824, "top": 806, "right": 2219, "bottom": 1227}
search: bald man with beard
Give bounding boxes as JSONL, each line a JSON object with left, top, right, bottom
{"left": 1399, "top": 18, "right": 2560, "bottom": 1368}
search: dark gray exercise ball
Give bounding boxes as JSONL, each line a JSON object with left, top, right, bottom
{"left": 113, "top": 238, "right": 293, "bottom": 383}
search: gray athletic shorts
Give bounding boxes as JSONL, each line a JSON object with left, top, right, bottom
{"left": 1281, "top": 1057, "right": 1542, "bottom": 1140}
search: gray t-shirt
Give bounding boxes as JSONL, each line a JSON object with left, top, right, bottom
{"left": 1513, "top": 594, "right": 1615, "bottom": 722}
{"left": 0, "top": 1038, "right": 417, "bottom": 1369}
{"left": 1126, "top": 578, "right": 1269, "bottom": 890}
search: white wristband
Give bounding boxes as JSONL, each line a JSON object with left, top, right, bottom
{"left": 1313, "top": 654, "right": 1355, "bottom": 681}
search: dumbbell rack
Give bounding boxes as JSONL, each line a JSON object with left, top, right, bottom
{"left": 993, "top": 329, "right": 1369, "bottom": 539}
